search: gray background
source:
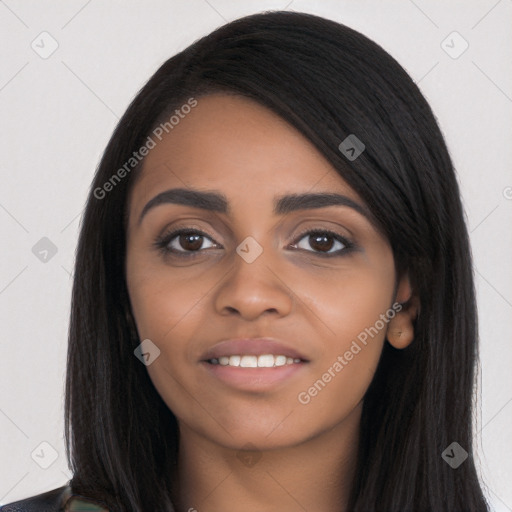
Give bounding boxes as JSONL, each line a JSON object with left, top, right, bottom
{"left": 0, "top": 1, "right": 511, "bottom": 510}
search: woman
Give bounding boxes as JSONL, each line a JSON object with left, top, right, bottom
{"left": 2, "top": 10, "right": 489, "bottom": 512}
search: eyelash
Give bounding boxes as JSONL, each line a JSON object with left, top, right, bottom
{"left": 153, "top": 226, "right": 355, "bottom": 259}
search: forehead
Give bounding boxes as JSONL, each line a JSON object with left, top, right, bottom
{"left": 129, "top": 93, "right": 362, "bottom": 217}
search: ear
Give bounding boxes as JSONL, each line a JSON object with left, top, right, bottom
{"left": 386, "top": 273, "right": 420, "bottom": 349}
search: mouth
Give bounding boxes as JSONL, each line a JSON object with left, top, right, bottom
{"left": 201, "top": 358, "right": 308, "bottom": 391}
{"left": 206, "top": 354, "right": 306, "bottom": 367}
{"left": 200, "top": 337, "right": 309, "bottom": 363}
{"left": 199, "top": 338, "right": 310, "bottom": 391}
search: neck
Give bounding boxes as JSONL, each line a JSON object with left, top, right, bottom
{"left": 171, "top": 403, "right": 361, "bottom": 512}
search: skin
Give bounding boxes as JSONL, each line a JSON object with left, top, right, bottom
{"left": 125, "top": 93, "right": 419, "bottom": 512}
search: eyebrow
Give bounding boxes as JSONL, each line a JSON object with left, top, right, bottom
{"left": 137, "top": 187, "right": 372, "bottom": 226}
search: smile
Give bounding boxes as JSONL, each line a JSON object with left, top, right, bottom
{"left": 208, "top": 354, "right": 303, "bottom": 367}
{"left": 202, "top": 357, "right": 308, "bottom": 391}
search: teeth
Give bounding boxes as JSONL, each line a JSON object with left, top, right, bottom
{"left": 258, "top": 354, "right": 274, "bottom": 367}
{"left": 240, "top": 355, "right": 258, "bottom": 367}
{"left": 209, "top": 354, "right": 303, "bottom": 367}
{"left": 275, "top": 355, "right": 287, "bottom": 366}
{"left": 229, "top": 355, "right": 241, "bottom": 367}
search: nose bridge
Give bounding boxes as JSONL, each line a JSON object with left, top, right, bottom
{"left": 214, "top": 234, "right": 293, "bottom": 318}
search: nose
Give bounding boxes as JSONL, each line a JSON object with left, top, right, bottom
{"left": 213, "top": 242, "right": 294, "bottom": 320}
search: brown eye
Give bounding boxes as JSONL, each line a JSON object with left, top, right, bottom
{"left": 175, "top": 232, "right": 207, "bottom": 252}
{"left": 154, "top": 228, "right": 219, "bottom": 256}
{"left": 291, "top": 229, "right": 353, "bottom": 256}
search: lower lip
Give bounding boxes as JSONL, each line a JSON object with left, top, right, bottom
{"left": 201, "top": 361, "right": 308, "bottom": 391}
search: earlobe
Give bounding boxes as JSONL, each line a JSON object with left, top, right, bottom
{"left": 387, "top": 274, "right": 420, "bottom": 349}
{"left": 386, "top": 322, "right": 414, "bottom": 349}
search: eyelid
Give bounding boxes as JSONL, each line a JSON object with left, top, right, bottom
{"left": 288, "top": 227, "right": 355, "bottom": 257}
{"left": 157, "top": 222, "right": 220, "bottom": 242}
{"left": 152, "top": 225, "right": 222, "bottom": 258}
{"left": 291, "top": 226, "right": 353, "bottom": 247}
{"left": 153, "top": 223, "right": 356, "bottom": 258}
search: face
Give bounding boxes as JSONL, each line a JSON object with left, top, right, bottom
{"left": 125, "top": 93, "right": 404, "bottom": 451}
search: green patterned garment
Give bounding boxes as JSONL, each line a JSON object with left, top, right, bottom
{"left": 61, "top": 485, "right": 110, "bottom": 511}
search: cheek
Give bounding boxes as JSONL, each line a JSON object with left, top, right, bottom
{"left": 297, "top": 259, "right": 395, "bottom": 350}
{"left": 126, "top": 259, "right": 208, "bottom": 414}
{"left": 288, "top": 286, "right": 392, "bottom": 440}
{"left": 291, "top": 257, "right": 394, "bottom": 407}
{"left": 126, "top": 252, "right": 212, "bottom": 345}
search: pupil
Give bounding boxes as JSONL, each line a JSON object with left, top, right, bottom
{"left": 310, "top": 233, "right": 333, "bottom": 252}
{"left": 181, "top": 233, "right": 202, "bottom": 251}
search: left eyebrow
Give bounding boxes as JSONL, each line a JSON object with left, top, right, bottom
{"left": 137, "top": 187, "right": 373, "bottom": 226}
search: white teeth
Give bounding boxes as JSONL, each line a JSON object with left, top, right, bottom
{"left": 275, "top": 355, "right": 287, "bottom": 366}
{"left": 209, "top": 354, "right": 303, "bottom": 367}
{"left": 240, "top": 355, "right": 258, "bottom": 367}
{"left": 258, "top": 354, "right": 274, "bottom": 367}
{"left": 229, "top": 355, "right": 241, "bottom": 367}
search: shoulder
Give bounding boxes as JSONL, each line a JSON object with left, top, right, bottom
{"left": 0, "top": 484, "right": 69, "bottom": 512}
{"left": 1, "top": 484, "right": 110, "bottom": 512}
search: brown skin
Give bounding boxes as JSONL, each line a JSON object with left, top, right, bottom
{"left": 125, "top": 93, "right": 419, "bottom": 512}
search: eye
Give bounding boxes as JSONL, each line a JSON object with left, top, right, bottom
{"left": 153, "top": 227, "right": 355, "bottom": 259}
{"left": 153, "top": 228, "right": 220, "bottom": 257}
{"left": 290, "top": 229, "right": 354, "bottom": 257}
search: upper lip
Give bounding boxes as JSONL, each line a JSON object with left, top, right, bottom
{"left": 200, "top": 338, "right": 309, "bottom": 362}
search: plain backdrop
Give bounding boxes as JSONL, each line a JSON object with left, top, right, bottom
{"left": 0, "top": 1, "right": 511, "bottom": 510}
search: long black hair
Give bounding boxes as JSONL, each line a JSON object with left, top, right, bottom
{"left": 65, "top": 10, "right": 489, "bottom": 511}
